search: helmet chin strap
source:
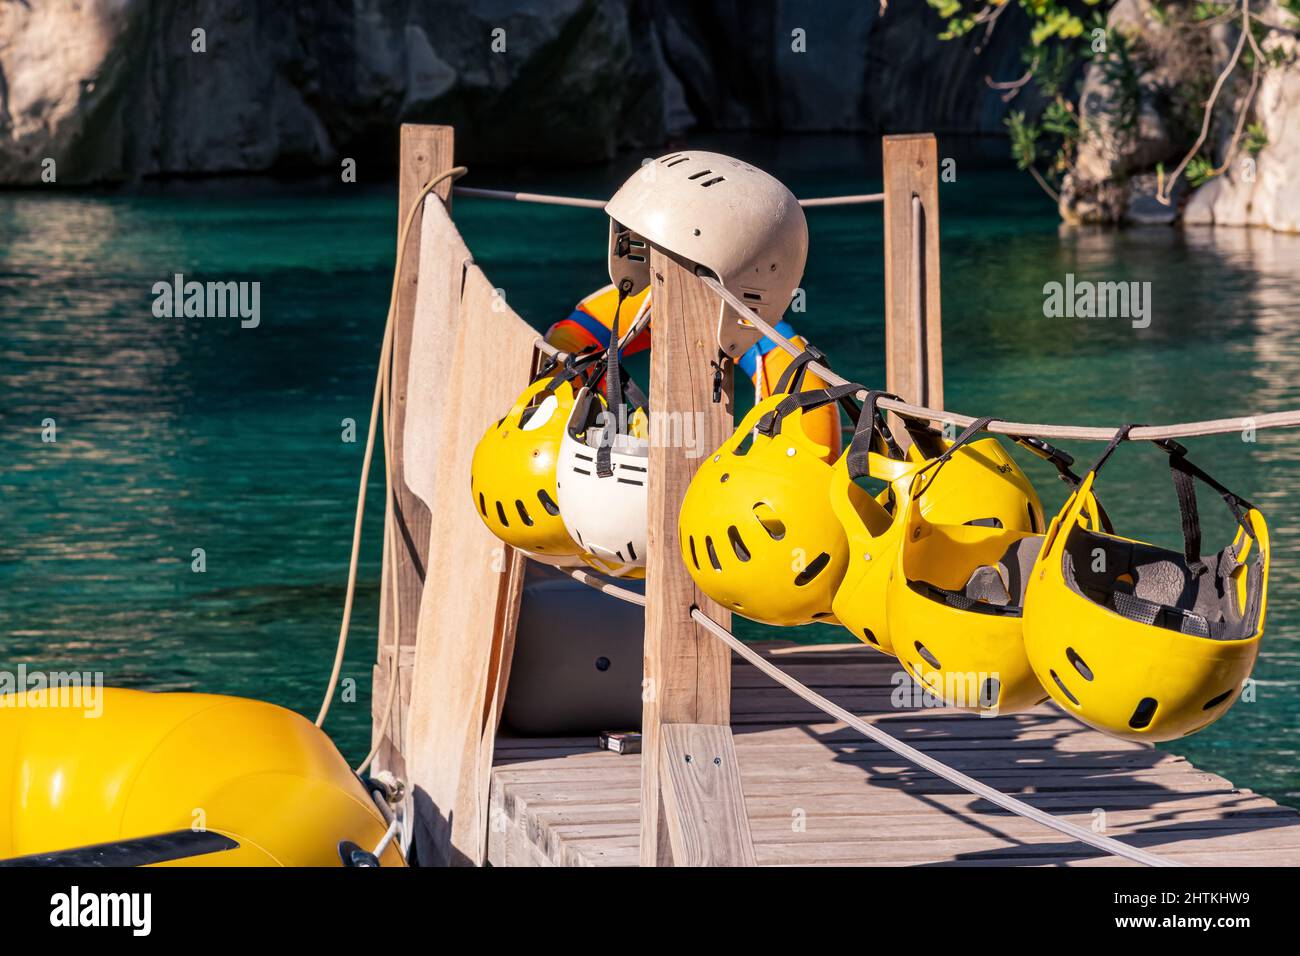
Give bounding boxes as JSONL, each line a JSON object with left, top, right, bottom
{"left": 598, "top": 278, "right": 634, "bottom": 478}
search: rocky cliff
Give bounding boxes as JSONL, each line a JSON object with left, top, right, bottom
{"left": 1182, "top": 2, "right": 1300, "bottom": 232}
{"left": 1060, "top": 0, "right": 1300, "bottom": 233}
{"left": 0, "top": 0, "right": 1030, "bottom": 184}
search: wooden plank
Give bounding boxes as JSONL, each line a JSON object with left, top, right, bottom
{"left": 403, "top": 260, "right": 539, "bottom": 866}
{"left": 659, "top": 724, "right": 756, "bottom": 866}
{"left": 488, "top": 745, "right": 1300, "bottom": 869}
{"left": 488, "top": 708, "right": 1300, "bottom": 867}
{"left": 372, "top": 124, "right": 455, "bottom": 776}
{"left": 641, "top": 247, "right": 738, "bottom": 865}
{"left": 882, "top": 133, "right": 942, "bottom": 435}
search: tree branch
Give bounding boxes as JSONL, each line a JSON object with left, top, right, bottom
{"left": 1157, "top": 0, "right": 1252, "bottom": 205}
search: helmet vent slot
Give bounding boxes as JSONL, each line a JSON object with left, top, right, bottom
{"left": 727, "top": 526, "right": 751, "bottom": 562}
{"left": 1203, "top": 689, "right": 1234, "bottom": 710}
{"left": 741, "top": 291, "right": 763, "bottom": 301}
{"left": 515, "top": 500, "right": 533, "bottom": 527}
{"left": 862, "top": 629, "right": 879, "bottom": 646}
{"left": 538, "top": 490, "right": 560, "bottom": 516}
{"left": 688, "top": 536, "right": 701, "bottom": 571}
{"left": 478, "top": 493, "right": 488, "bottom": 517}
{"left": 1049, "top": 669, "right": 1079, "bottom": 706}
{"left": 662, "top": 155, "right": 688, "bottom": 166}
{"left": 705, "top": 536, "right": 723, "bottom": 571}
{"left": 752, "top": 503, "right": 785, "bottom": 540}
{"left": 495, "top": 502, "right": 510, "bottom": 527}
{"left": 794, "top": 552, "right": 831, "bottom": 587}
{"left": 700, "top": 176, "right": 726, "bottom": 188}
{"left": 1066, "top": 647, "right": 1094, "bottom": 681}
{"left": 914, "top": 641, "right": 942, "bottom": 670}
{"left": 687, "top": 169, "right": 712, "bottom": 180}
{"left": 964, "top": 517, "right": 1003, "bottom": 529}
{"left": 1128, "top": 697, "right": 1159, "bottom": 730}
{"left": 627, "top": 541, "right": 638, "bottom": 562}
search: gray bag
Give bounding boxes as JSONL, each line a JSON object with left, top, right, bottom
{"left": 502, "top": 564, "right": 644, "bottom": 735}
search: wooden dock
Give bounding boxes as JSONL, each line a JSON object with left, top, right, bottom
{"left": 374, "top": 125, "right": 1295, "bottom": 868}
{"left": 487, "top": 642, "right": 1300, "bottom": 867}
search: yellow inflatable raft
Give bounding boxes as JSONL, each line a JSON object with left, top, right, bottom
{"left": 0, "top": 688, "right": 402, "bottom": 867}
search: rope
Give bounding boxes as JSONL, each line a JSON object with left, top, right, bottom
{"left": 798, "top": 193, "right": 885, "bottom": 207}
{"left": 552, "top": 566, "right": 1177, "bottom": 866}
{"left": 372, "top": 816, "right": 401, "bottom": 860}
{"left": 316, "top": 164, "right": 467, "bottom": 731}
{"left": 700, "top": 275, "right": 1300, "bottom": 442}
{"left": 563, "top": 565, "right": 648, "bottom": 605}
{"left": 690, "top": 610, "right": 1179, "bottom": 867}
{"left": 454, "top": 186, "right": 606, "bottom": 209}
{"left": 460, "top": 173, "right": 1297, "bottom": 439}
{"left": 541, "top": 271, "right": 1300, "bottom": 442}
{"left": 453, "top": 184, "right": 884, "bottom": 210}
{"left": 353, "top": 326, "right": 403, "bottom": 773}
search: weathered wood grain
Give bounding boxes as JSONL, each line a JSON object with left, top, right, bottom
{"left": 641, "top": 247, "right": 739, "bottom": 864}
{"left": 882, "top": 133, "right": 943, "bottom": 436}
{"left": 487, "top": 644, "right": 1300, "bottom": 867}
{"left": 659, "top": 724, "right": 756, "bottom": 866}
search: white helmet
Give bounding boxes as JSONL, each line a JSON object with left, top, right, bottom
{"left": 555, "top": 386, "right": 650, "bottom": 579}
{"left": 606, "top": 151, "right": 808, "bottom": 357}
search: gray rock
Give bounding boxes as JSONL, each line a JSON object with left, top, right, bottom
{"left": 1065, "top": 0, "right": 1193, "bottom": 224}
{"left": 0, "top": 0, "right": 1034, "bottom": 184}
{"left": 1124, "top": 171, "right": 1183, "bottom": 225}
{"left": 1066, "top": 0, "right": 1300, "bottom": 233}
{"left": 1182, "top": 4, "right": 1300, "bottom": 233}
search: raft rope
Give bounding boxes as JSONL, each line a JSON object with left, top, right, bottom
{"left": 316, "top": 165, "right": 467, "bottom": 744}
{"left": 555, "top": 566, "right": 1179, "bottom": 868}
{"left": 373, "top": 817, "right": 401, "bottom": 861}
{"left": 352, "top": 330, "right": 402, "bottom": 774}
{"left": 453, "top": 185, "right": 883, "bottom": 209}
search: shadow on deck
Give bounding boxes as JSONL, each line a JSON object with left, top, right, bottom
{"left": 488, "top": 643, "right": 1300, "bottom": 867}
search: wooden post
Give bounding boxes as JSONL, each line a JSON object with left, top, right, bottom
{"left": 371, "top": 125, "right": 455, "bottom": 777}
{"left": 660, "top": 724, "right": 756, "bottom": 866}
{"left": 641, "top": 248, "right": 750, "bottom": 866}
{"left": 882, "top": 134, "right": 943, "bottom": 430}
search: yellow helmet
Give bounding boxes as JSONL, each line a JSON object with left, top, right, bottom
{"left": 470, "top": 356, "right": 599, "bottom": 566}
{"left": 829, "top": 398, "right": 1047, "bottom": 659}
{"left": 556, "top": 383, "right": 651, "bottom": 580}
{"left": 876, "top": 418, "right": 1051, "bottom": 714}
{"left": 678, "top": 383, "right": 869, "bottom": 625}
{"left": 1024, "top": 427, "right": 1269, "bottom": 741}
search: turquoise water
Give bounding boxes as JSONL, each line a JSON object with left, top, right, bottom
{"left": 2, "top": 136, "right": 1298, "bottom": 807}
